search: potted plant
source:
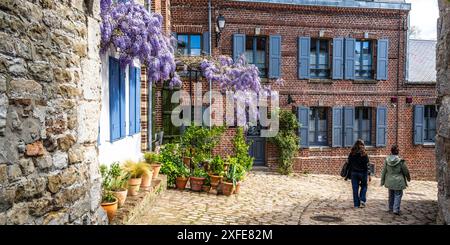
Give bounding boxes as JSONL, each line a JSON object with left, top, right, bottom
{"left": 175, "top": 162, "right": 190, "bottom": 190}
{"left": 107, "top": 162, "right": 129, "bottom": 207}
{"left": 100, "top": 165, "right": 118, "bottom": 222}
{"left": 190, "top": 167, "right": 208, "bottom": 192}
{"left": 122, "top": 160, "right": 151, "bottom": 196}
{"left": 209, "top": 156, "right": 224, "bottom": 188}
{"left": 159, "top": 143, "right": 183, "bottom": 188}
{"left": 144, "top": 152, "right": 162, "bottom": 179}
{"left": 202, "top": 176, "right": 211, "bottom": 192}
{"left": 234, "top": 163, "right": 246, "bottom": 194}
{"left": 222, "top": 158, "right": 237, "bottom": 196}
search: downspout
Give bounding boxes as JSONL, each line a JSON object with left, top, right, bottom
{"left": 208, "top": 0, "right": 212, "bottom": 159}
{"left": 147, "top": 0, "right": 153, "bottom": 151}
{"left": 396, "top": 11, "right": 403, "bottom": 145}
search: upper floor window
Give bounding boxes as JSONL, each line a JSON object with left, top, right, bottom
{"left": 245, "top": 36, "right": 268, "bottom": 78}
{"left": 177, "top": 34, "right": 202, "bottom": 56}
{"left": 310, "top": 39, "right": 330, "bottom": 79}
{"left": 355, "top": 40, "right": 374, "bottom": 80}
{"left": 424, "top": 105, "right": 437, "bottom": 143}
{"left": 309, "top": 107, "right": 328, "bottom": 146}
{"left": 354, "top": 107, "right": 372, "bottom": 145}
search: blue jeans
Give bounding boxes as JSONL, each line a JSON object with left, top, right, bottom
{"left": 351, "top": 171, "right": 368, "bottom": 207}
{"left": 388, "top": 189, "right": 403, "bottom": 213}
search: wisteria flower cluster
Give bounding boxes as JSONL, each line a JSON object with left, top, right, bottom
{"left": 200, "top": 55, "right": 263, "bottom": 93}
{"left": 100, "top": 0, "right": 181, "bottom": 87}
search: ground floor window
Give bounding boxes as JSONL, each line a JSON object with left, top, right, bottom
{"left": 309, "top": 107, "right": 328, "bottom": 146}
{"left": 424, "top": 105, "right": 437, "bottom": 143}
{"left": 162, "top": 84, "right": 181, "bottom": 143}
{"left": 354, "top": 107, "right": 372, "bottom": 145}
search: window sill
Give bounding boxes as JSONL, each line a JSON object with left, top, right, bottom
{"left": 308, "top": 79, "right": 333, "bottom": 84}
{"left": 352, "top": 80, "right": 378, "bottom": 84}
{"left": 423, "top": 143, "right": 435, "bottom": 148}
{"left": 308, "top": 146, "right": 332, "bottom": 151}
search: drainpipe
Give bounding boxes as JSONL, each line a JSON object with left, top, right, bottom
{"left": 147, "top": 0, "right": 153, "bottom": 151}
{"left": 208, "top": 0, "right": 212, "bottom": 159}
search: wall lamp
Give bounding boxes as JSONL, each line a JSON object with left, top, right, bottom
{"left": 216, "top": 14, "right": 226, "bottom": 47}
{"left": 406, "top": 96, "right": 413, "bottom": 104}
{"left": 287, "top": 94, "right": 296, "bottom": 105}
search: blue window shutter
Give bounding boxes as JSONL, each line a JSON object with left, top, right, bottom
{"left": 135, "top": 67, "right": 141, "bottom": 133}
{"left": 109, "top": 57, "right": 121, "bottom": 141}
{"left": 332, "top": 107, "right": 343, "bottom": 147}
{"left": 269, "top": 35, "right": 281, "bottom": 79}
{"left": 233, "top": 34, "right": 246, "bottom": 61}
{"left": 377, "top": 39, "right": 389, "bottom": 80}
{"left": 376, "top": 106, "right": 388, "bottom": 147}
{"left": 343, "top": 107, "right": 355, "bottom": 147}
{"left": 414, "top": 105, "right": 425, "bottom": 145}
{"left": 119, "top": 65, "right": 126, "bottom": 138}
{"left": 298, "top": 37, "right": 310, "bottom": 79}
{"left": 129, "top": 66, "right": 136, "bottom": 135}
{"left": 344, "top": 38, "right": 355, "bottom": 80}
{"left": 298, "top": 106, "right": 310, "bottom": 148}
{"left": 332, "top": 38, "right": 344, "bottom": 79}
{"left": 203, "top": 32, "right": 210, "bottom": 55}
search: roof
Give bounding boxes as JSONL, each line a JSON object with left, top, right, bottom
{"left": 407, "top": 39, "right": 437, "bottom": 83}
{"left": 231, "top": 0, "right": 411, "bottom": 10}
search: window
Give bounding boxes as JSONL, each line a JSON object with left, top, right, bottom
{"left": 177, "top": 34, "right": 202, "bottom": 56}
{"left": 162, "top": 84, "right": 181, "bottom": 143}
{"left": 310, "top": 39, "right": 330, "bottom": 78}
{"left": 245, "top": 36, "right": 268, "bottom": 77}
{"left": 309, "top": 107, "right": 328, "bottom": 146}
{"left": 424, "top": 105, "right": 437, "bottom": 143}
{"left": 355, "top": 40, "right": 373, "bottom": 79}
{"left": 354, "top": 107, "right": 372, "bottom": 145}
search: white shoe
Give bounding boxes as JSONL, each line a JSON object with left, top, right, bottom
{"left": 360, "top": 201, "right": 366, "bottom": 208}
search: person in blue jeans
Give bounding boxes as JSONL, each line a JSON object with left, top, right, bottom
{"left": 348, "top": 139, "right": 371, "bottom": 208}
{"left": 381, "top": 145, "right": 411, "bottom": 215}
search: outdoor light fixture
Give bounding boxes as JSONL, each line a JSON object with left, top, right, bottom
{"left": 406, "top": 97, "right": 413, "bottom": 104}
{"left": 287, "top": 94, "right": 296, "bottom": 105}
{"left": 216, "top": 14, "right": 226, "bottom": 47}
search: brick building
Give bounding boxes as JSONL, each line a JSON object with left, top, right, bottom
{"left": 144, "top": 0, "right": 437, "bottom": 180}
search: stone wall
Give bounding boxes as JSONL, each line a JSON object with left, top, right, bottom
{"left": 437, "top": 0, "right": 450, "bottom": 225}
{"left": 0, "top": 0, "right": 105, "bottom": 224}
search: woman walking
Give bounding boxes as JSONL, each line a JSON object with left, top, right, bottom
{"left": 348, "top": 139, "right": 371, "bottom": 208}
{"left": 381, "top": 145, "right": 411, "bottom": 215}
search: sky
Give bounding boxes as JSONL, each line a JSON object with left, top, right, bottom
{"left": 405, "top": 0, "right": 439, "bottom": 40}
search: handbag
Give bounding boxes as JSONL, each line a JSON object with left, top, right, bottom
{"left": 340, "top": 161, "right": 351, "bottom": 179}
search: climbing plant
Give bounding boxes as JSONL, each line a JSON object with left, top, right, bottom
{"left": 100, "top": 0, "right": 181, "bottom": 87}
{"left": 269, "top": 110, "right": 299, "bottom": 174}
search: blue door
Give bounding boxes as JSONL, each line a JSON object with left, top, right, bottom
{"left": 247, "top": 125, "right": 266, "bottom": 166}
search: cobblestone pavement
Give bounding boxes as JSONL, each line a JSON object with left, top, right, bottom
{"left": 133, "top": 171, "right": 438, "bottom": 225}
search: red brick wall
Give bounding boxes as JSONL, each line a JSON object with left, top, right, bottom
{"left": 165, "top": 0, "right": 437, "bottom": 180}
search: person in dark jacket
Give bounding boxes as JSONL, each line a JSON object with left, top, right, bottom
{"left": 348, "top": 139, "right": 371, "bottom": 208}
{"left": 381, "top": 145, "right": 411, "bottom": 215}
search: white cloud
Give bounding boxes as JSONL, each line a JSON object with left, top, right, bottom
{"left": 405, "top": 0, "right": 439, "bottom": 40}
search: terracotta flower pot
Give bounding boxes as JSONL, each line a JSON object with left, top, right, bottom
{"left": 202, "top": 185, "right": 211, "bottom": 192}
{"left": 140, "top": 171, "right": 154, "bottom": 191}
{"left": 113, "top": 189, "right": 128, "bottom": 207}
{"left": 209, "top": 175, "right": 222, "bottom": 187}
{"left": 128, "top": 178, "right": 142, "bottom": 196}
{"left": 190, "top": 177, "right": 205, "bottom": 192}
{"left": 150, "top": 164, "right": 161, "bottom": 179}
{"left": 101, "top": 198, "right": 118, "bottom": 223}
{"left": 182, "top": 157, "right": 191, "bottom": 167}
{"left": 234, "top": 182, "right": 241, "bottom": 194}
{"left": 175, "top": 176, "right": 189, "bottom": 190}
{"left": 222, "top": 182, "right": 235, "bottom": 196}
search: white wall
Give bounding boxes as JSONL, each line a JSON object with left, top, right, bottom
{"left": 98, "top": 49, "right": 143, "bottom": 165}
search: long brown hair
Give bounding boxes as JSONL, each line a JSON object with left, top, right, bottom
{"left": 350, "top": 139, "right": 367, "bottom": 156}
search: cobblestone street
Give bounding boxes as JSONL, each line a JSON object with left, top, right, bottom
{"left": 133, "top": 171, "right": 438, "bottom": 225}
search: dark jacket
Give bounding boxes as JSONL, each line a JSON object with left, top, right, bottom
{"left": 348, "top": 152, "right": 370, "bottom": 173}
{"left": 381, "top": 155, "right": 411, "bottom": 190}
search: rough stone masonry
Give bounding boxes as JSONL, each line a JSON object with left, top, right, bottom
{"left": 437, "top": 0, "right": 450, "bottom": 225}
{"left": 0, "top": 0, "right": 105, "bottom": 224}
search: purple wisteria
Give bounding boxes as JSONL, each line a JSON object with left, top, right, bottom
{"left": 100, "top": 0, "right": 181, "bottom": 87}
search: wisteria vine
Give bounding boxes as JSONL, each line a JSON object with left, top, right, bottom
{"left": 100, "top": 0, "right": 181, "bottom": 87}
